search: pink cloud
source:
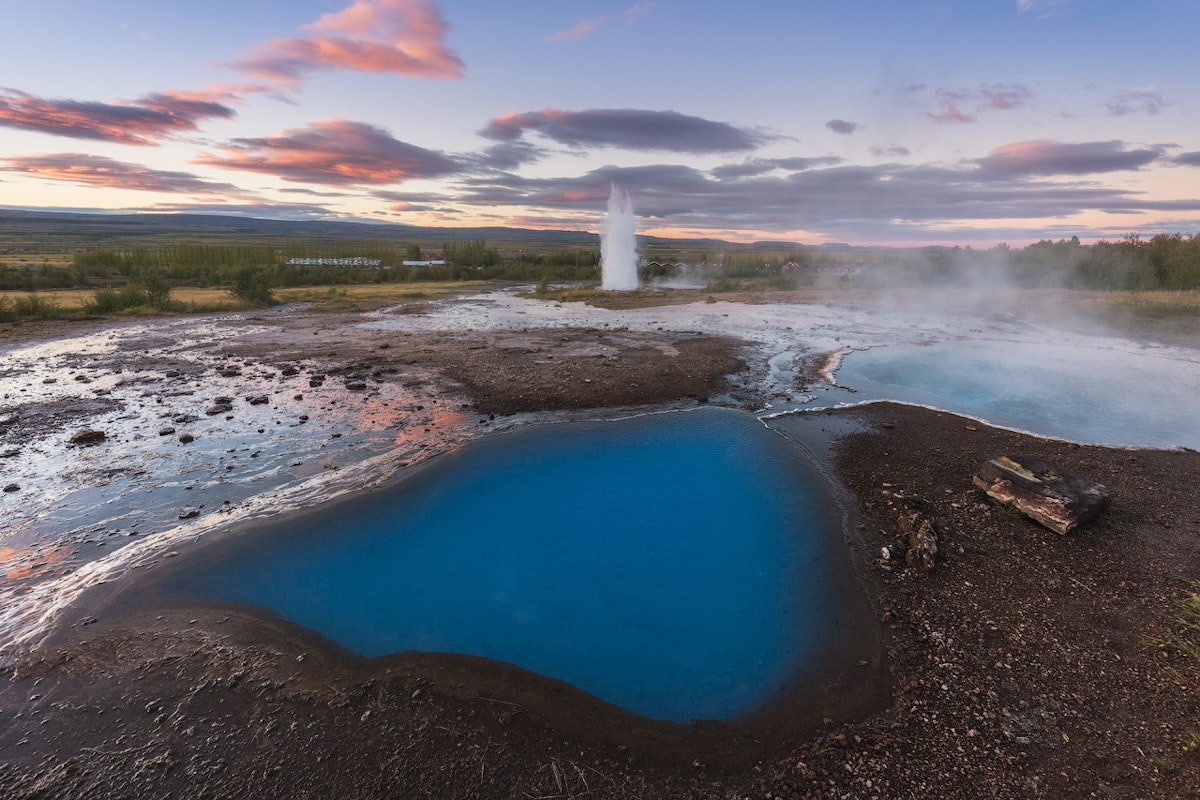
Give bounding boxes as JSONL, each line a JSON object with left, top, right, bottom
{"left": 193, "top": 118, "right": 461, "bottom": 186}
{"left": 926, "top": 84, "right": 1032, "bottom": 124}
{"left": 0, "top": 87, "right": 236, "bottom": 146}
{"left": 544, "top": 2, "right": 657, "bottom": 42}
{"left": 233, "top": 0, "right": 464, "bottom": 86}
{"left": 2, "top": 153, "right": 240, "bottom": 194}
{"left": 977, "top": 139, "right": 1164, "bottom": 175}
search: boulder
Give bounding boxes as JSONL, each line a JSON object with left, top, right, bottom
{"left": 974, "top": 455, "right": 1110, "bottom": 535}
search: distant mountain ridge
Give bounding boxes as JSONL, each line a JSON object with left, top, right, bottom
{"left": 0, "top": 208, "right": 762, "bottom": 250}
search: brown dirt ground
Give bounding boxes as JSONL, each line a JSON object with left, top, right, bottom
{"left": 1, "top": 302, "right": 1199, "bottom": 799}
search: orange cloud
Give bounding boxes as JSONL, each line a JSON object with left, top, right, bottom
{"left": 193, "top": 119, "right": 461, "bottom": 186}
{"left": 0, "top": 87, "right": 236, "bottom": 145}
{"left": 3, "top": 153, "right": 241, "bottom": 194}
{"left": 233, "top": 0, "right": 464, "bottom": 86}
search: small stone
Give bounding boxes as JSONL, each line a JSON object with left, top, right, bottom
{"left": 179, "top": 433, "right": 195, "bottom": 444}
{"left": 178, "top": 507, "right": 200, "bottom": 519}
{"left": 247, "top": 395, "right": 269, "bottom": 405}
{"left": 70, "top": 429, "right": 107, "bottom": 446}
{"left": 3, "top": 483, "right": 19, "bottom": 493}
{"left": 158, "top": 427, "right": 176, "bottom": 436}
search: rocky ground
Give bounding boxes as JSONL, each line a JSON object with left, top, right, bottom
{"left": 1, "top": 299, "right": 1198, "bottom": 799}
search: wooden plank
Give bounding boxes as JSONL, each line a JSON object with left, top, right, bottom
{"left": 973, "top": 455, "right": 1110, "bottom": 535}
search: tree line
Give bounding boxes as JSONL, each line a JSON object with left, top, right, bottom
{"left": 866, "top": 234, "right": 1200, "bottom": 291}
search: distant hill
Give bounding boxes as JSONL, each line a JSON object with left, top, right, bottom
{"left": 0, "top": 208, "right": 758, "bottom": 250}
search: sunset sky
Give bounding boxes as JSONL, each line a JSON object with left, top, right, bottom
{"left": 2, "top": 0, "right": 1198, "bottom": 246}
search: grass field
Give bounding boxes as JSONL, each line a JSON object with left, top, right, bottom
{"left": 0, "top": 280, "right": 499, "bottom": 317}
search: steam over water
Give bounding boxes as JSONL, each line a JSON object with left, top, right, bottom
{"left": 600, "top": 182, "right": 638, "bottom": 291}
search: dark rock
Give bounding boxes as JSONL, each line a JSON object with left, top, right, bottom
{"left": 309, "top": 376, "right": 326, "bottom": 388}
{"left": 973, "top": 455, "right": 1110, "bottom": 535}
{"left": 178, "top": 507, "right": 200, "bottom": 520}
{"left": 70, "top": 429, "right": 107, "bottom": 446}
{"left": 158, "top": 427, "right": 176, "bottom": 436}
{"left": 220, "top": 367, "right": 242, "bottom": 377}
{"left": 205, "top": 404, "right": 233, "bottom": 416}
{"left": 345, "top": 380, "right": 368, "bottom": 391}
{"left": 281, "top": 365, "right": 300, "bottom": 377}
{"left": 899, "top": 508, "right": 939, "bottom": 571}
{"left": 179, "top": 433, "right": 195, "bottom": 444}
{"left": 247, "top": 395, "right": 270, "bottom": 405}
{"left": 3, "top": 483, "right": 19, "bottom": 492}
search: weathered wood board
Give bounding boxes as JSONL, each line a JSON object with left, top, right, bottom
{"left": 973, "top": 455, "right": 1110, "bottom": 535}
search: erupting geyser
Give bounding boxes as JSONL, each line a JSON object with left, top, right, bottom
{"left": 600, "top": 182, "right": 639, "bottom": 291}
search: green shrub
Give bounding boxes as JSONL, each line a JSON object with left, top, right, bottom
{"left": 229, "top": 266, "right": 276, "bottom": 305}
{"left": 704, "top": 279, "right": 742, "bottom": 293}
{"left": 12, "top": 293, "right": 62, "bottom": 319}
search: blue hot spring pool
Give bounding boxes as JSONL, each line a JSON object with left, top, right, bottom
{"left": 836, "top": 339, "right": 1200, "bottom": 450}
{"left": 168, "top": 408, "right": 845, "bottom": 723}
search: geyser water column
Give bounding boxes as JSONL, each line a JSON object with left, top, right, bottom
{"left": 600, "top": 182, "right": 639, "bottom": 291}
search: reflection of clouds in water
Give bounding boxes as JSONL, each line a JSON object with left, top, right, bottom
{"left": 0, "top": 315, "right": 476, "bottom": 655}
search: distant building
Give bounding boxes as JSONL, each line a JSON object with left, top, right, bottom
{"left": 285, "top": 257, "right": 382, "bottom": 267}
{"left": 402, "top": 260, "right": 447, "bottom": 267}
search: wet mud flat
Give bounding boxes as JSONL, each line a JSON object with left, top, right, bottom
{"left": 0, "top": 305, "right": 750, "bottom": 612}
{"left": 2, "top": 399, "right": 1199, "bottom": 798}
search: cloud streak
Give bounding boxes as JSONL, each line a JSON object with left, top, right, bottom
{"left": 1106, "top": 89, "right": 1168, "bottom": 117}
{"left": 0, "top": 88, "right": 236, "bottom": 146}
{"left": 544, "top": 3, "right": 656, "bottom": 41}
{"left": 481, "top": 107, "right": 775, "bottom": 153}
{"left": 232, "top": 0, "right": 464, "bottom": 86}
{"left": 977, "top": 140, "right": 1164, "bottom": 176}
{"left": 2, "top": 153, "right": 240, "bottom": 194}
{"left": 826, "top": 119, "right": 860, "bottom": 135}
{"left": 438, "top": 134, "right": 1198, "bottom": 242}
{"left": 926, "top": 83, "right": 1032, "bottom": 124}
{"left": 193, "top": 119, "right": 461, "bottom": 186}
{"left": 1017, "top": 0, "right": 1075, "bottom": 18}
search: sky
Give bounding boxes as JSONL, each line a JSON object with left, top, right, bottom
{"left": 1, "top": 0, "right": 1198, "bottom": 247}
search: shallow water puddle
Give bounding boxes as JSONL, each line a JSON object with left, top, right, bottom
{"left": 170, "top": 407, "right": 845, "bottom": 723}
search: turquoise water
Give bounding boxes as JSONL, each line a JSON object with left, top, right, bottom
{"left": 172, "top": 408, "right": 841, "bottom": 723}
{"left": 837, "top": 340, "right": 1200, "bottom": 450}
